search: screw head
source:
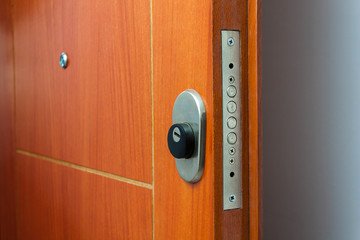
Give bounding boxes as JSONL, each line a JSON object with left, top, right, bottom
{"left": 229, "top": 158, "right": 235, "bottom": 164}
{"left": 227, "top": 37, "right": 235, "bottom": 46}
{"left": 229, "top": 147, "right": 236, "bottom": 155}
{"left": 59, "top": 52, "right": 68, "bottom": 69}
{"left": 229, "top": 194, "right": 236, "bottom": 202}
{"left": 228, "top": 76, "right": 235, "bottom": 84}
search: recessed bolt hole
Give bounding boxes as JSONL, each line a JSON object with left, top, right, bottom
{"left": 230, "top": 172, "right": 235, "bottom": 177}
{"left": 228, "top": 76, "right": 235, "bottom": 83}
{"left": 229, "top": 63, "right": 234, "bottom": 69}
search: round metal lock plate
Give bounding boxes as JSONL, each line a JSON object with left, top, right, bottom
{"left": 227, "top": 117, "right": 237, "bottom": 129}
{"left": 227, "top": 101, "right": 237, "bottom": 113}
{"left": 226, "top": 86, "right": 237, "bottom": 98}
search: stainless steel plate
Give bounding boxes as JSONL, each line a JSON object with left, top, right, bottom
{"left": 222, "top": 30, "right": 242, "bottom": 210}
{"left": 172, "top": 90, "right": 206, "bottom": 183}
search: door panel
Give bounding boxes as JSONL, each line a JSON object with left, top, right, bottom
{"left": 16, "top": 153, "right": 152, "bottom": 240}
{"left": 153, "top": 0, "right": 214, "bottom": 239}
{"left": 0, "top": 0, "right": 17, "bottom": 238}
{"left": 14, "top": 0, "right": 152, "bottom": 182}
{"left": 4, "top": 0, "right": 263, "bottom": 239}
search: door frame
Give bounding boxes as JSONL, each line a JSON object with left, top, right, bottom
{"left": 248, "top": 0, "right": 262, "bottom": 239}
{"left": 212, "top": 0, "right": 262, "bottom": 239}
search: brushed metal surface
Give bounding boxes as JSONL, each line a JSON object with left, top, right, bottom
{"left": 222, "top": 30, "right": 242, "bottom": 210}
{"left": 172, "top": 89, "right": 206, "bottom": 183}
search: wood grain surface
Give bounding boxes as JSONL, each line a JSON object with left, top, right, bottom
{"left": 213, "top": 0, "right": 249, "bottom": 239}
{"left": 16, "top": 153, "right": 152, "bottom": 240}
{"left": 153, "top": 0, "right": 214, "bottom": 239}
{"left": 248, "top": 0, "right": 262, "bottom": 239}
{"left": 13, "top": 0, "right": 152, "bottom": 183}
{"left": 0, "top": 0, "right": 17, "bottom": 238}
{"left": 7, "top": 0, "right": 263, "bottom": 239}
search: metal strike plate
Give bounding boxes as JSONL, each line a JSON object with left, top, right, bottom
{"left": 172, "top": 89, "right": 206, "bottom": 183}
{"left": 222, "top": 30, "right": 242, "bottom": 210}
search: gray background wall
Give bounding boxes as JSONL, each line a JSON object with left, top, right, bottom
{"left": 263, "top": 0, "right": 360, "bottom": 239}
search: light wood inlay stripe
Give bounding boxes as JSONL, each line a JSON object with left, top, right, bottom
{"left": 150, "top": 0, "right": 155, "bottom": 239}
{"left": 16, "top": 149, "right": 153, "bottom": 190}
{"left": 150, "top": 0, "right": 155, "bottom": 238}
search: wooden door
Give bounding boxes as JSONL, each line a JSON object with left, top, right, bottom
{"left": 0, "top": 0, "right": 17, "bottom": 239}
{"left": 1, "top": 0, "right": 262, "bottom": 239}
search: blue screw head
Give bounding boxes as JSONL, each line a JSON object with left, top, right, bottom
{"left": 59, "top": 52, "right": 68, "bottom": 69}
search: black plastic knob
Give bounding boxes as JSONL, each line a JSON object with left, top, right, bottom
{"left": 167, "top": 123, "right": 195, "bottom": 159}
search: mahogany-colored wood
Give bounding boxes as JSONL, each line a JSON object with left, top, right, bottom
{"left": 213, "top": 0, "right": 249, "bottom": 239}
{"left": 248, "top": 0, "right": 262, "bottom": 239}
{"left": 9, "top": 0, "right": 262, "bottom": 238}
{"left": 0, "top": 0, "right": 17, "bottom": 238}
{"left": 16, "top": 153, "right": 152, "bottom": 240}
{"left": 153, "top": 0, "right": 214, "bottom": 239}
{"left": 13, "top": 0, "right": 152, "bottom": 183}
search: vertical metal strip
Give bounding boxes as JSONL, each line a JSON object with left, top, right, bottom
{"left": 222, "top": 30, "right": 242, "bottom": 210}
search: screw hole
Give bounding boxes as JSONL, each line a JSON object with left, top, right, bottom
{"left": 229, "top": 63, "right": 234, "bottom": 69}
{"left": 228, "top": 76, "right": 235, "bottom": 83}
{"left": 230, "top": 172, "right": 235, "bottom": 177}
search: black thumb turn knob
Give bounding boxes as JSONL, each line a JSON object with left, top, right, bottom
{"left": 167, "top": 123, "right": 195, "bottom": 159}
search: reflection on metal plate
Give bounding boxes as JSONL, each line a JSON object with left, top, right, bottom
{"left": 222, "top": 30, "right": 242, "bottom": 210}
{"left": 172, "top": 89, "right": 206, "bottom": 183}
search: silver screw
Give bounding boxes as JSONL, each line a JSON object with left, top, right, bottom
{"left": 229, "top": 147, "right": 236, "bottom": 155}
{"left": 172, "top": 127, "right": 181, "bottom": 142}
{"left": 229, "top": 194, "right": 236, "bottom": 202}
{"left": 227, "top": 37, "right": 235, "bottom": 47}
{"left": 228, "top": 76, "right": 235, "bottom": 84}
{"left": 229, "top": 158, "right": 235, "bottom": 164}
{"left": 59, "top": 52, "right": 68, "bottom": 69}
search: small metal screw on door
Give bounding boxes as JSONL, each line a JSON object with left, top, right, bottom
{"left": 229, "top": 194, "right": 236, "bottom": 202}
{"left": 59, "top": 52, "right": 68, "bottom": 69}
{"left": 227, "top": 37, "right": 235, "bottom": 47}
